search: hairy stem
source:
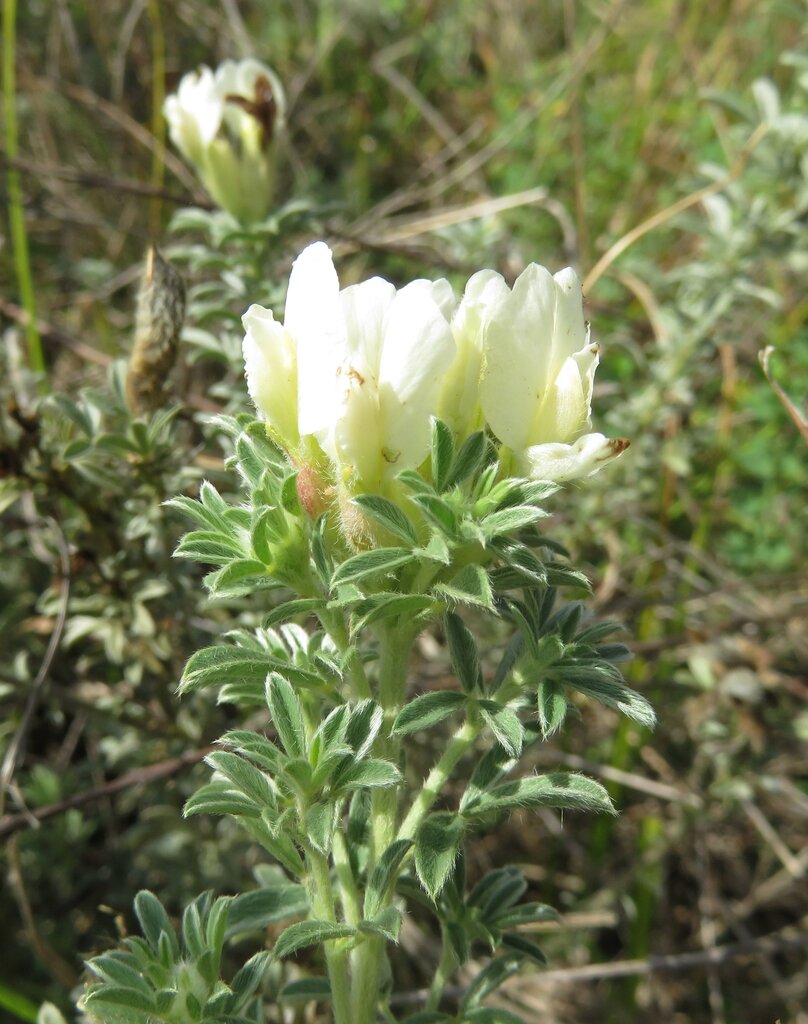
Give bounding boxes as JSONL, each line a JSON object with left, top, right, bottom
{"left": 424, "top": 925, "right": 456, "bottom": 1013}
{"left": 306, "top": 847, "right": 351, "bottom": 1024}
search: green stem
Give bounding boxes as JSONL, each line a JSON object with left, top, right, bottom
{"left": 3, "top": 0, "right": 44, "bottom": 379}
{"left": 397, "top": 718, "right": 479, "bottom": 843}
{"left": 305, "top": 847, "right": 351, "bottom": 1024}
{"left": 424, "top": 925, "right": 456, "bottom": 1013}
{"left": 332, "top": 828, "right": 362, "bottom": 926}
{"left": 320, "top": 607, "right": 372, "bottom": 701}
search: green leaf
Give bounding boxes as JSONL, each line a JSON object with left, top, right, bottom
{"left": 345, "top": 700, "right": 384, "bottom": 758}
{"left": 550, "top": 668, "right": 656, "bottom": 728}
{"left": 333, "top": 759, "right": 402, "bottom": 794}
{"left": 351, "top": 495, "right": 418, "bottom": 544}
{"left": 431, "top": 418, "right": 455, "bottom": 491}
{"left": 265, "top": 673, "right": 307, "bottom": 757}
{"left": 331, "top": 547, "right": 414, "bottom": 589}
{"left": 392, "top": 691, "right": 466, "bottom": 736}
{"left": 180, "top": 644, "right": 320, "bottom": 695}
{"left": 536, "top": 680, "right": 568, "bottom": 738}
{"left": 414, "top": 812, "right": 465, "bottom": 899}
{"left": 219, "top": 730, "right": 284, "bottom": 773}
{"left": 464, "top": 1008, "right": 527, "bottom": 1024}
{"left": 82, "top": 986, "right": 157, "bottom": 1015}
{"left": 492, "top": 901, "right": 559, "bottom": 929}
{"left": 478, "top": 701, "right": 524, "bottom": 756}
{"left": 230, "top": 950, "right": 271, "bottom": 1004}
{"left": 501, "top": 931, "right": 547, "bottom": 964}
{"left": 397, "top": 468, "right": 434, "bottom": 495}
{"left": 266, "top": 598, "right": 325, "bottom": 626}
{"left": 227, "top": 885, "right": 308, "bottom": 938}
{"left": 479, "top": 505, "right": 547, "bottom": 539}
{"left": 205, "top": 559, "right": 271, "bottom": 596}
{"left": 445, "top": 612, "right": 482, "bottom": 693}
{"left": 304, "top": 801, "right": 337, "bottom": 855}
{"left": 133, "top": 891, "right": 178, "bottom": 959}
{"left": 184, "top": 782, "right": 261, "bottom": 819}
{"left": 414, "top": 531, "right": 452, "bottom": 565}
{"left": 205, "top": 751, "right": 276, "bottom": 808}
{"left": 461, "top": 955, "right": 522, "bottom": 1011}
{"left": 358, "top": 905, "right": 402, "bottom": 942}
{"left": 409, "top": 493, "right": 457, "bottom": 535}
{"left": 364, "top": 839, "right": 414, "bottom": 919}
{"left": 432, "top": 564, "right": 494, "bottom": 609}
{"left": 174, "top": 531, "right": 244, "bottom": 566}
{"left": 181, "top": 902, "right": 205, "bottom": 958}
{"left": 459, "top": 747, "right": 516, "bottom": 813}
{"left": 544, "top": 563, "right": 591, "bottom": 592}
{"left": 274, "top": 920, "right": 356, "bottom": 959}
{"left": 278, "top": 977, "right": 331, "bottom": 1004}
{"left": 352, "top": 593, "right": 436, "bottom": 633}
{"left": 464, "top": 773, "right": 616, "bottom": 817}
{"left": 445, "top": 430, "right": 488, "bottom": 489}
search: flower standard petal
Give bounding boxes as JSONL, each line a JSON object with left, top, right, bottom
{"left": 481, "top": 263, "right": 556, "bottom": 452}
{"left": 377, "top": 281, "right": 456, "bottom": 476}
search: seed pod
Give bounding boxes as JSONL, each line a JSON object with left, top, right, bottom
{"left": 125, "top": 246, "right": 185, "bottom": 415}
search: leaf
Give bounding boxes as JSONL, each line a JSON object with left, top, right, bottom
{"left": 550, "top": 668, "right": 656, "bottom": 728}
{"left": 445, "top": 430, "right": 488, "bottom": 489}
{"left": 445, "top": 612, "right": 482, "bottom": 693}
{"left": 174, "top": 531, "right": 244, "bottom": 566}
{"left": 464, "top": 773, "right": 616, "bottom": 817}
{"left": 304, "top": 801, "right": 337, "bottom": 855}
{"left": 409, "top": 493, "right": 457, "bottom": 535}
{"left": 351, "top": 495, "right": 418, "bottom": 545}
{"left": 364, "top": 839, "right": 414, "bottom": 919}
{"left": 81, "top": 986, "right": 156, "bottom": 1015}
{"left": 134, "top": 891, "right": 178, "bottom": 959}
{"left": 274, "top": 920, "right": 356, "bottom": 959}
{"left": 332, "top": 759, "right": 402, "bottom": 794}
{"left": 230, "top": 950, "right": 272, "bottom": 1004}
{"left": 358, "top": 905, "right": 402, "bottom": 942}
{"left": 184, "top": 783, "right": 261, "bottom": 819}
{"left": 414, "top": 812, "right": 465, "bottom": 899}
{"left": 331, "top": 547, "right": 414, "bottom": 589}
{"left": 278, "top": 977, "right": 331, "bottom": 1004}
{"left": 352, "top": 593, "right": 436, "bottom": 633}
{"left": 392, "top": 691, "right": 467, "bottom": 736}
{"left": 227, "top": 885, "right": 308, "bottom": 938}
{"left": 464, "top": 1008, "right": 527, "bottom": 1024}
{"left": 432, "top": 564, "right": 493, "bottom": 609}
{"left": 459, "top": 747, "right": 516, "bottom": 813}
{"left": 205, "top": 751, "right": 276, "bottom": 808}
{"left": 345, "top": 700, "right": 384, "bottom": 758}
{"left": 180, "top": 644, "right": 320, "bottom": 695}
{"left": 501, "top": 931, "right": 547, "bottom": 964}
{"left": 479, "top": 505, "right": 547, "bottom": 539}
{"left": 492, "top": 902, "right": 560, "bottom": 929}
{"left": 478, "top": 701, "right": 524, "bottom": 756}
{"left": 265, "top": 673, "right": 307, "bottom": 757}
{"left": 467, "top": 867, "right": 527, "bottom": 917}
{"left": 536, "top": 680, "right": 568, "bottom": 738}
{"left": 218, "top": 730, "right": 284, "bottom": 773}
{"left": 460, "top": 955, "right": 522, "bottom": 1011}
{"left": 431, "top": 418, "right": 455, "bottom": 491}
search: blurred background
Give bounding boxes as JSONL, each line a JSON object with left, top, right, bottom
{"left": 1, "top": 1, "right": 806, "bottom": 1022}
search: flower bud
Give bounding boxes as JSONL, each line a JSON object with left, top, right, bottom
{"left": 164, "top": 59, "right": 284, "bottom": 223}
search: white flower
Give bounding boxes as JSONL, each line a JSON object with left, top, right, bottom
{"left": 480, "top": 263, "right": 627, "bottom": 481}
{"left": 164, "top": 59, "right": 284, "bottom": 223}
{"left": 243, "top": 242, "right": 457, "bottom": 495}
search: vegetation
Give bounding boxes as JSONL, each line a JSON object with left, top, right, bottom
{"left": 1, "top": 2, "right": 806, "bottom": 1023}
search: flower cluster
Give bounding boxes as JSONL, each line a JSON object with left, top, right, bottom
{"left": 164, "top": 58, "right": 284, "bottom": 224}
{"left": 243, "top": 242, "right": 627, "bottom": 510}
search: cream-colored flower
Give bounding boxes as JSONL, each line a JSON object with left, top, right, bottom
{"left": 480, "top": 263, "right": 627, "bottom": 481}
{"left": 243, "top": 242, "right": 457, "bottom": 496}
{"left": 164, "top": 59, "right": 284, "bottom": 223}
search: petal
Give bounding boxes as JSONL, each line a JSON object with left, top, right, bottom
{"left": 481, "top": 264, "right": 556, "bottom": 451}
{"left": 551, "top": 267, "right": 588, "bottom": 364}
{"left": 242, "top": 304, "right": 299, "bottom": 447}
{"left": 518, "top": 433, "right": 629, "bottom": 482}
{"left": 287, "top": 243, "right": 347, "bottom": 441}
{"left": 529, "top": 353, "right": 590, "bottom": 444}
{"left": 340, "top": 277, "right": 396, "bottom": 376}
{"left": 377, "top": 282, "right": 456, "bottom": 473}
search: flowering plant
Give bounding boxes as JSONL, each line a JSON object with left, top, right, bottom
{"left": 164, "top": 59, "right": 285, "bottom": 224}
{"left": 80, "top": 245, "right": 650, "bottom": 1024}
